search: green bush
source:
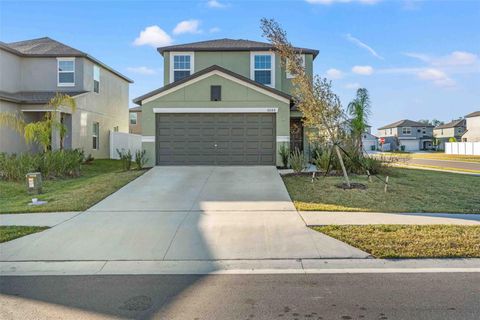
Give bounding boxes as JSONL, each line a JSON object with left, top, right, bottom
{"left": 278, "top": 144, "right": 289, "bottom": 168}
{"left": 134, "top": 149, "right": 148, "bottom": 170}
{"left": 116, "top": 149, "right": 133, "bottom": 171}
{"left": 0, "top": 150, "right": 83, "bottom": 181}
{"left": 289, "top": 148, "right": 307, "bottom": 173}
{"left": 313, "top": 149, "right": 331, "bottom": 172}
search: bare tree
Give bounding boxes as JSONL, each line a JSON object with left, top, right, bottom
{"left": 260, "top": 18, "right": 350, "bottom": 186}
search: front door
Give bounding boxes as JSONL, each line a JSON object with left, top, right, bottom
{"left": 290, "top": 118, "right": 303, "bottom": 152}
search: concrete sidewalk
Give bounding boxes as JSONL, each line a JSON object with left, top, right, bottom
{"left": 0, "top": 212, "right": 81, "bottom": 227}
{"left": 300, "top": 211, "right": 480, "bottom": 226}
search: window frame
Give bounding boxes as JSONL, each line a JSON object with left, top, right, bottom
{"left": 170, "top": 52, "right": 194, "bottom": 84}
{"left": 286, "top": 54, "right": 305, "bottom": 79}
{"left": 129, "top": 112, "right": 138, "bottom": 125}
{"left": 92, "top": 121, "right": 99, "bottom": 150}
{"left": 57, "top": 57, "right": 75, "bottom": 87}
{"left": 402, "top": 127, "right": 412, "bottom": 135}
{"left": 93, "top": 65, "right": 100, "bottom": 93}
{"left": 250, "top": 51, "right": 275, "bottom": 88}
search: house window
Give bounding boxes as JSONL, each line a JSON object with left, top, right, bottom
{"left": 251, "top": 52, "right": 274, "bottom": 87}
{"left": 93, "top": 65, "right": 100, "bottom": 93}
{"left": 92, "top": 122, "right": 99, "bottom": 150}
{"left": 286, "top": 54, "right": 305, "bottom": 79}
{"left": 171, "top": 53, "right": 193, "bottom": 83}
{"left": 130, "top": 112, "right": 137, "bottom": 125}
{"left": 402, "top": 127, "right": 412, "bottom": 135}
{"left": 57, "top": 58, "right": 75, "bottom": 86}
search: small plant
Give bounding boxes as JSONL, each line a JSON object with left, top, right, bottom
{"left": 289, "top": 148, "right": 307, "bottom": 173}
{"left": 83, "top": 154, "right": 95, "bottom": 164}
{"left": 278, "top": 144, "right": 289, "bottom": 168}
{"left": 313, "top": 150, "right": 331, "bottom": 172}
{"left": 116, "top": 149, "right": 133, "bottom": 171}
{"left": 134, "top": 149, "right": 148, "bottom": 170}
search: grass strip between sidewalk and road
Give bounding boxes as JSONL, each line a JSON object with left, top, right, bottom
{"left": 314, "top": 225, "right": 480, "bottom": 258}
{"left": 283, "top": 168, "right": 480, "bottom": 214}
{"left": 0, "top": 226, "right": 49, "bottom": 243}
{"left": 0, "top": 160, "right": 147, "bottom": 214}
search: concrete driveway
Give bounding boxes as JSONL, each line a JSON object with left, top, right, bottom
{"left": 0, "top": 167, "right": 367, "bottom": 262}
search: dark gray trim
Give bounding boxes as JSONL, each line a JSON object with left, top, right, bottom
{"left": 0, "top": 90, "right": 88, "bottom": 104}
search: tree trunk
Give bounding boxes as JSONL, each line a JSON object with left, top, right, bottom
{"left": 335, "top": 145, "right": 351, "bottom": 187}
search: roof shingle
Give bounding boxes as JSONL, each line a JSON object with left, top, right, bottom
{"left": 378, "top": 119, "right": 434, "bottom": 130}
{"left": 465, "top": 111, "right": 480, "bottom": 118}
{"left": 0, "top": 91, "right": 88, "bottom": 104}
{"left": 434, "top": 119, "right": 466, "bottom": 129}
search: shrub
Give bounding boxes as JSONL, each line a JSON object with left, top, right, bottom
{"left": 313, "top": 149, "right": 331, "bottom": 172}
{"left": 289, "top": 148, "right": 307, "bottom": 173}
{"left": 117, "top": 149, "right": 133, "bottom": 171}
{"left": 361, "top": 156, "right": 385, "bottom": 175}
{"left": 278, "top": 144, "right": 289, "bottom": 168}
{"left": 134, "top": 149, "right": 148, "bottom": 170}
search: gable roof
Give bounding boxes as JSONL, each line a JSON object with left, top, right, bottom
{"left": 129, "top": 106, "right": 142, "bottom": 112}
{"left": 434, "top": 119, "right": 466, "bottom": 129}
{"left": 0, "top": 90, "right": 88, "bottom": 104}
{"left": 465, "top": 111, "right": 480, "bottom": 118}
{"left": 1, "top": 37, "right": 133, "bottom": 83}
{"left": 378, "top": 119, "right": 434, "bottom": 130}
{"left": 133, "top": 65, "right": 292, "bottom": 105}
{"left": 157, "top": 38, "right": 319, "bottom": 59}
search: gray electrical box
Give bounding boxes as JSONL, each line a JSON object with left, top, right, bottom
{"left": 26, "top": 172, "right": 43, "bottom": 194}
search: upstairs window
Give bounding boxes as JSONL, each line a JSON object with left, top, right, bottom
{"left": 130, "top": 112, "right": 137, "bottom": 125}
{"left": 171, "top": 53, "right": 193, "bottom": 83}
{"left": 93, "top": 65, "right": 100, "bottom": 93}
{"left": 57, "top": 58, "right": 75, "bottom": 86}
{"left": 251, "top": 52, "right": 274, "bottom": 87}
{"left": 402, "top": 127, "right": 412, "bottom": 135}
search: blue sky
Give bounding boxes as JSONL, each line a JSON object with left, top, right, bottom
{"left": 1, "top": 0, "right": 479, "bottom": 132}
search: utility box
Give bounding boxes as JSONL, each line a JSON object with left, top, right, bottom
{"left": 26, "top": 172, "right": 42, "bottom": 194}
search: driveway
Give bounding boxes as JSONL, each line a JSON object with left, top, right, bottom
{"left": 0, "top": 166, "right": 367, "bottom": 262}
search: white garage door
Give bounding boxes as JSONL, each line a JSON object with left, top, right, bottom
{"left": 400, "top": 140, "right": 419, "bottom": 151}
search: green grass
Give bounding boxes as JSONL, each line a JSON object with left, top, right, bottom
{"left": 381, "top": 152, "right": 480, "bottom": 163}
{"left": 282, "top": 168, "right": 480, "bottom": 213}
{"left": 314, "top": 225, "right": 480, "bottom": 258}
{"left": 0, "top": 160, "right": 147, "bottom": 214}
{"left": 0, "top": 226, "right": 49, "bottom": 243}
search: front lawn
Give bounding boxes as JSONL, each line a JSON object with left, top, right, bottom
{"left": 0, "top": 226, "right": 49, "bottom": 243}
{"left": 283, "top": 168, "right": 480, "bottom": 213}
{"left": 0, "top": 160, "right": 147, "bottom": 214}
{"left": 314, "top": 225, "right": 480, "bottom": 258}
{"left": 382, "top": 152, "right": 480, "bottom": 163}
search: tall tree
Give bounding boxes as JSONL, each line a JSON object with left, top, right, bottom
{"left": 347, "top": 88, "right": 371, "bottom": 152}
{"left": 260, "top": 18, "right": 351, "bottom": 186}
{"left": 0, "top": 93, "right": 76, "bottom": 152}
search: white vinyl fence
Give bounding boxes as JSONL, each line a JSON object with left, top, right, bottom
{"left": 109, "top": 131, "right": 142, "bottom": 159}
{"left": 445, "top": 142, "right": 480, "bottom": 156}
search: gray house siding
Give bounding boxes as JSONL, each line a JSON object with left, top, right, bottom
{"left": 0, "top": 49, "right": 21, "bottom": 92}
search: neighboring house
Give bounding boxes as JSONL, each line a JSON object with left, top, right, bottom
{"left": 433, "top": 119, "right": 466, "bottom": 149}
{"left": 377, "top": 119, "right": 434, "bottom": 151}
{"left": 129, "top": 106, "right": 142, "bottom": 134}
{"left": 133, "top": 38, "right": 318, "bottom": 166}
{"left": 361, "top": 125, "right": 378, "bottom": 151}
{"left": 0, "top": 37, "right": 133, "bottom": 157}
{"left": 462, "top": 111, "right": 480, "bottom": 142}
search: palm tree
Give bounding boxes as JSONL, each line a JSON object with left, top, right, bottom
{"left": 347, "top": 88, "right": 371, "bottom": 153}
{"left": 0, "top": 93, "right": 76, "bottom": 152}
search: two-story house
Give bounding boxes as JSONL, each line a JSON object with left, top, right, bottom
{"left": 129, "top": 106, "right": 142, "bottom": 134}
{"left": 462, "top": 111, "right": 480, "bottom": 142}
{"left": 0, "top": 37, "right": 132, "bottom": 158}
{"left": 433, "top": 119, "right": 466, "bottom": 149}
{"left": 377, "top": 119, "right": 434, "bottom": 151}
{"left": 133, "top": 38, "right": 318, "bottom": 166}
{"left": 361, "top": 125, "right": 378, "bottom": 151}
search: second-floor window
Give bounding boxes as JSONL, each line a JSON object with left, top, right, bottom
{"left": 93, "top": 65, "right": 100, "bottom": 93}
{"left": 130, "top": 112, "right": 137, "bottom": 125}
{"left": 251, "top": 52, "right": 274, "bottom": 87}
{"left": 57, "top": 58, "right": 75, "bottom": 87}
{"left": 402, "top": 127, "right": 412, "bottom": 135}
{"left": 171, "top": 53, "right": 193, "bottom": 82}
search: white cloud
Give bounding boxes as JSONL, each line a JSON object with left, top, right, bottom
{"left": 345, "top": 34, "right": 384, "bottom": 60}
{"left": 133, "top": 25, "right": 172, "bottom": 47}
{"left": 127, "top": 66, "right": 157, "bottom": 75}
{"left": 345, "top": 82, "right": 361, "bottom": 89}
{"left": 417, "top": 68, "right": 455, "bottom": 87}
{"left": 434, "top": 51, "right": 478, "bottom": 66}
{"left": 209, "top": 27, "right": 221, "bottom": 33}
{"left": 403, "top": 52, "right": 430, "bottom": 63}
{"left": 352, "top": 65, "right": 374, "bottom": 75}
{"left": 207, "top": 0, "right": 227, "bottom": 8}
{"left": 306, "top": 0, "right": 380, "bottom": 4}
{"left": 173, "top": 20, "right": 201, "bottom": 35}
{"left": 326, "top": 68, "right": 343, "bottom": 79}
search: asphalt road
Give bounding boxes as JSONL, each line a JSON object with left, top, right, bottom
{"left": 1, "top": 273, "right": 479, "bottom": 319}
{"left": 408, "top": 158, "right": 480, "bottom": 171}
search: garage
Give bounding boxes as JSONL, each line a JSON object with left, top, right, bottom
{"left": 155, "top": 112, "right": 276, "bottom": 165}
{"left": 400, "top": 139, "right": 420, "bottom": 151}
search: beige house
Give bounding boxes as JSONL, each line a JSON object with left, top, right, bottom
{"left": 129, "top": 106, "right": 142, "bottom": 134}
{"left": 462, "top": 111, "right": 480, "bottom": 142}
{"left": 0, "top": 37, "right": 133, "bottom": 158}
{"left": 433, "top": 119, "right": 466, "bottom": 149}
